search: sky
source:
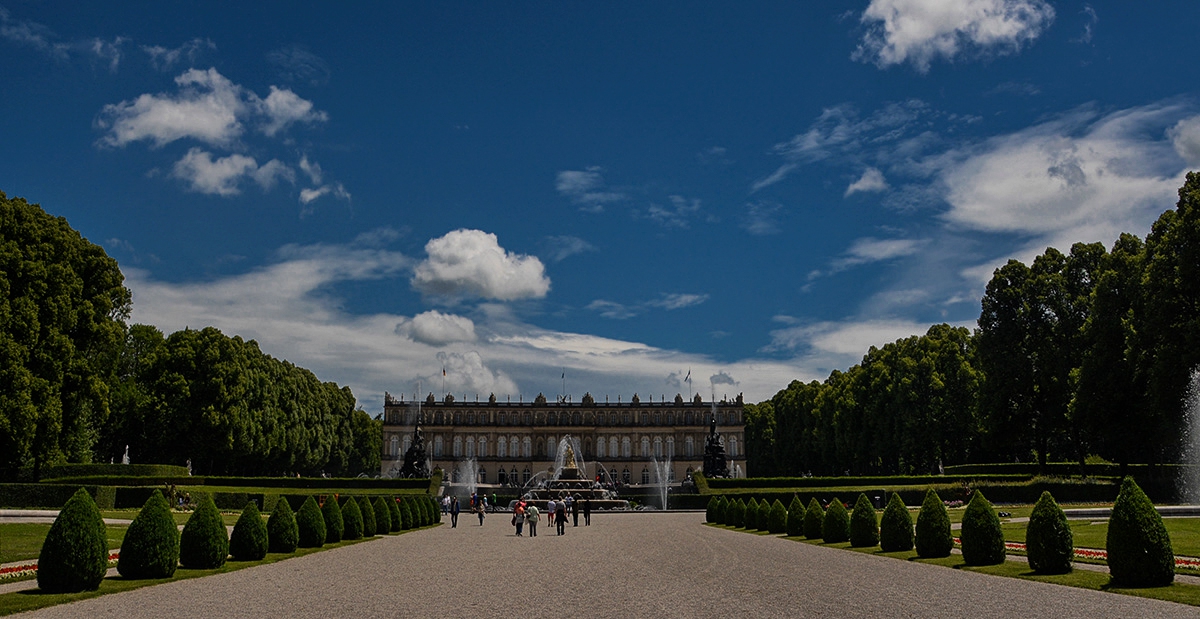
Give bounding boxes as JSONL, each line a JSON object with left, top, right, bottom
{"left": 3, "top": 1, "right": 1200, "bottom": 413}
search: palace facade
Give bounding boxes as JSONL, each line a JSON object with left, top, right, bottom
{"left": 380, "top": 391, "right": 747, "bottom": 485}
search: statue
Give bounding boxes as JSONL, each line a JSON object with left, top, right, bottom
{"left": 398, "top": 410, "right": 431, "bottom": 478}
{"left": 703, "top": 415, "right": 730, "bottom": 478}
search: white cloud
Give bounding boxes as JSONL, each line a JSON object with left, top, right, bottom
{"left": 412, "top": 229, "right": 551, "bottom": 301}
{"left": 741, "top": 201, "right": 782, "bottom": 236}
{"left": 845, "top": 167, "right": 890, "bottom": 196}
{"left": 1169, "top": 115, "right": 1200, "bottom": 166}
{"left": 96, "top": 67, "right": 326, "bottom": 148}
{"left": 832, "top": 237, "right": 925, "bottom": 270}
{"left": 710, "top": 371, "right": 737, "bottom": 386}
{"left": 586, "top": 300, "right": 638, "bottom": 320}
{"left": 299, "top": 182, "right": 350, "bottom": 206}
{"left": 765, "top": 318, "right": 940, "bottom": 362}
{"left": 427, "top": 352, "right": 519, "bottom": 399}
{"left": 543, "top": 235, "right": 596, "bottom": 262}
{"left": 299, "top": 155, "right": 323, "bottom": 184}
{"left": 171, "top": 148, "right": 292, "bottom": 196}
{"left": 142, "top": 38, "right": 215, "bottom": 71}
{"left": 0, "top": 7, "right": 126, "bottom": 70}
{"left": 589, "top": 293, "right": 709, "bottom": 319}
{"left": 556, "top": 167, "right": 624, "bottom": 212}
{"left": 397, "top": 311, "right": 478, "bottom": 346}
{"left": 649, "top": 293, "right": 709, "bottom": 311}
{"left": 644, "top": 195, "right": 702, "bottom": 229}
{"left": 855, "top": 0, "right": 1056, "bottom": 73}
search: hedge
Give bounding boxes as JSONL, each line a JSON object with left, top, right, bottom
{"left": 944, "top": 462, "right": 1195, "bottom": 478}
{"left": 40, "top": 463, "right": 189, "bottom": 480}
{"left": 37, "top": 488, "right": 109, "bottom": 592}
{"left": 117, "top": 490, "right": 180, "bottom": 578}
{"left": 849, "top": 494, "right": 879, "bottom": 548}
{"left": 0, "top": 484, "right": 116, "bottom": 509}
{"left": 704, "top": 474, "right": 1032, "bottom": 490}
{"left": 41, "top": 475, "right": 431, "bottom": 490}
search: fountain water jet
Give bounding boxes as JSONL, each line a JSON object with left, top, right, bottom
{"left": 651, "top": 456, "right": 672, "bottom": 510}
{"left": 1180, "top": 369, "right": 1200, "bottom": 502}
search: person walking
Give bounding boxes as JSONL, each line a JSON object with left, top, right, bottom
{"left": 450, "top": 496, "right": 460, "bottom": 528}
{"left": 525, "top": 503, "right": 540, "bottom": 537}
{"left": 583, "top": 498, "right": 591, "bottom": 526}
{"left": 571, "top": 495, "right": 580, "bottom": 527}
{"left": 555, "top": 499, "right": 567, "bottom": 535}
{"left": 477, "top": 501, "right": 486, "bottom": 526}
{"left": 513, "top": 502, "right": 525, "bottom": 536}
{"left": 545, "top": 497, "right": 557, "bottom": 526}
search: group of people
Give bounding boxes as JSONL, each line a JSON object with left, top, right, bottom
{"left": 445, "top": 493, "right": 491, "bottom": 528}
{"left": 510, "top": 495, "right": 591, "bottom": 537}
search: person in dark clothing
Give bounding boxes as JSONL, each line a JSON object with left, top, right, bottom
{"left": 555, "top": 500, "right": 568, "bottom": 535}
{"left": 572, "top": 497, "right": 580, "bottom": 526}
{"left": 450, "top": 496, "right": 460, "bottom": 528}
{"left": 583, "top": 498, "right": 591, "bottom": 526}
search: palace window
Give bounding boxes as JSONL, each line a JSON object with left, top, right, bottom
{"left": 511, "top": 467, "right": 519, "bottom": 483}
{"left": 666, "top": 437, "right": 675, "bottom": 457}
{"left": 465, "top": 437, "right": 474, "bottom": 458}
{"left": 596, "top": 438, "right": 606, "bottom": 458}
{"left": 510, "top": 437, "right": 519, "bottom": 458}
{"left": 573, "top": 413, "right": 582, "bottom": 425}
{"left": 729, "top": 437, "right": 738, "bottom": 457}
{"left": 610, "top": 468, "right": 618, "bottom": 483}
{"left": 478, "top": 437, "right": 487, "bottom": 458}
{"left": 434, "top": 436, "right": 444, "bottom": 457}
{"left": 524, "top": 413, "right": 531, "bottom": 425}
{"left": 498, "top": 469, "right": 507, "bottom": 484}
{"left": 641, "top": 468, "right": 650, "bottom": 484}
{"left": 610, "top": 437, "right": 618, "bottom": 459}
{"left": 547, "top": 436, "right": 557, "bottom": 459}
{"left": 622, "top": 468, "right": 631, "bottom": 484}
{"left": 478, "top": 468, "right": 486, "bottom": 484}
{"left": 497, "top": 437, "right": 507, "bottom": 458}
{"left": 498, "top": 413, "right": 506, "bottom": 425}
{"left": 523, "top": 468, "right": 532, "bottom": 484}
{"left": 453, "top": 437, "right": 462, "bottom": 457}
{"left": 621, "top": 437, "right": 631, "bottom": 458}
{"left": 611, "top": 413, "right": 617, "bottom": 425}
{"left": 623, "top": 413, "right": 630, "bottom": 424}
{"left": 685, "top": 436, "right": 694, "bottom": 457}
{"left": 522, "top": 437, "right": 532, "bottom": 458}
{"left": 389, "top": 435, "right": 399, "bottom": 457}
{"left": 653, "top": 437, "right": 663, "bottom": 458}
{"left": 641, "top": 413, "right": 648, "bottom": 424}
{"left": 403, "top": 435, "right": 412, "bottom": 454}
{"left": 641, "top": 437, "right": 650, "bottom": 458}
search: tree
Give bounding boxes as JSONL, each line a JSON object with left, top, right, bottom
{"left": 37, "top": 488, "right": 109, "bottom": 592}
{"left": 323, "top": 495, "right": 344, "bottom": 543}
{"left": 117, "top": 489, "right": 179, "bottom": 578}
{"left": 960, "top": 490, "right": 1005, "bottom": 566}
{"left": 179, "top": 494, "right": 229, "bottom": 569}
{"left": 229, "top": 501, "right": 268, "bottom": 561}
{"left": 267, "top": 497, "right": 298, "bottom": 553}
{"left": 849, "top": 494, "right": 878, "bottom": 548}
{"left": 822, "top": 498, "right": 850, "bottom": 543}
{"left": 1107, "top": 477, "right": 1174, "bottom": 586}
{"left": 1026, "top": 491, "right": 1072, "bottom": 574}
{"left": 915, "top": 489, "right": 951, "bottom": 558}
{"left": 342, "top": 496, "right": 364, "bottom": 540}
{"left": 786, "top": 496, "right": 805, "bottom": 537}
{"left": 295, "top": 496, "right": 326, "bottom": 548}
{"left": 803, "top": 498, "right": 824, "bottom": 539}
{"left": 879, "top": 493, "right": 913, "bottom": 552}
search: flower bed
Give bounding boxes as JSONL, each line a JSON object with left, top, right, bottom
{"left": 951, "top": 537, "right": 1200, "bottom": 569}
{"left": 0, "top": 552, "right": 120, "bottom": 582}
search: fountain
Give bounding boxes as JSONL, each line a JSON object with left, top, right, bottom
{"left": 651, "top": 456, "right": 672, "bottom": 510}
{"left": 453, "top": 457, "right": 479, "bottom": 498}
{"left": 703, "top": 411, "right": 730, "bottom": 478}
{"left": 514, "top": 436, "right": 629, "bottom": 510}
{"left": 1180, "top": 369, "right": 1200, "bottom": 502}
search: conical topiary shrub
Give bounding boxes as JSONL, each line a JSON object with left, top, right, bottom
{"left": 373, "top": 497, "right": 392, "bottom": 534}
{"left": 179, "top": 494, "right": 229, "bottom": 569}
{"left": 414, "top": 497, "right": 428, "bottom": 527}
{"left": 268, "top": 497, "right": 299, "bottom": 553}
{"left": 768, "top": 499, "right": 788, "bottom": 534}
{"left": 822, "top": 498, "right": 850, "bottom": 543}
{"left": 117, "top": 489, "right": 180, "bottom": 579}
{"left": 706, "top": 496, "right": 720, "bottom": 523}
{"left": 387, "top": 497, "right": 402, "bottom": 533}
{"left": 296, "top": 496, "right": 326, "bottom": 548}
{"left": 758, "top": 498, "right": 773, "bottom": 531}
{"left": 960, "top": 490, "right": 1005, "bottom": 566}
{"left": 342, "top": 496, "right": 364, "bottom": 540}
{"left": 423, "top": 497, "right": 435, "bottom": 526}
{"left": 322, "top": 495, "right": 344, "bottom": 543}
{"left": 1026, "top": 490, "right": 1072, "bottom": 574}
{"left": 37, "top": 487, "right": 109, "bottom": 592}
{"left": 1107, "top": 477, "right": 1174, "bottom": 586}
{"left": 732, "top": 499, "right": 747, "bottom": 528}
{"left": 744, "top": 498, "right": 760, "bottom": 530}
{"left": 786, "top": 496, "right": 805, "bottom": 537}
{"left": 803, "top": 497, "right": 824, "bottom": 539}
{"left": 361, "top": 496, "right": 377, "bottom": 537}
{"left": 399, "top": 497, "right": 414, "bottom": 530}
{"left": 879, "top": 493, "right": 914, "bottom": 552}
{"left": 718, "top": 496, "right": 733, "bottom": 526}
{"left": 915, "top": 489, "right": 952, "bottom": 558}
{"left": 229, "top": 501, "right": 268, "bottom": 561}
{"left": 850, "top": 494, "right": 879, "bottom": 548}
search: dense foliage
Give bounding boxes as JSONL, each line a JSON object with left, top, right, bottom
{"left": 706, "top": 496, "right": 720, "bottom": 523}
{"left": 399, "top": 497, "right": 414, "bottom": 530}
{"left": 915, "top": 489, "right": 952, "bottom": 558}
{"left": 744, "top": 174, "right": 1200, "bottom": 474}
{"left": 849, "top": 494, "right": 878, "bottom": 548}
{"left": 179, "top": 495, "right": 229, "bottom": 569}
{"left": 786, "top": 496, "right": 804, "bottom": 536}
{"left": 267, "top": 497, "right": 298, "bottom": 553}
{"left": 387, "top": 496, "right": 402, "bottom": 532}
{"left": 744, "top": 498, "right": 760, "bottom": 530}
{"left": 767, "top": 499, "right": 788, "bottom": 534}
{"left": 342, "top": 496, "right": 364, "bottom": 540}
{"left": 373, "top": 497, "right": 392, "bottom": 533}
{"left": 296, "top": 496, "right": 326, "bottom": 548}
{"left": 729, "top": 498, "right": 746, "bottom": 528}
{"left": 117, "top": 490, "right": 179, "bottom": 578}
{"left": 1107, "top": 477, "right": 1174, "bottom": 586}
{"left": 323, "top": 495, "right": 344, "bottom": 543}
{"left": 229, "top": 501, "right": 268, "bottom": 561}
{"left": 361, "top": 496, "right": 377, "bottom": 536}
{"left": 803, "top": 498, "right": 823, "bottom": 539}
{"left": 1026, "top": 491, "right": 1072, "bottom": 574}
{"left": 822, "top": 498, "right": 849, "bottom": 543}
{"left": 37, "top": 488, "right": 109, "bottom": 592}
{"left": 960, "top": 490, "right": 1005, "bottom": 565}
{"left": 879, "top": 493, "right": 913, "bottom": 552}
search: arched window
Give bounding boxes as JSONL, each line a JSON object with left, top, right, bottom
{"left": 685, "top": 412, "right": 693, "bottom": 425}
{"left": 498, "top": 469, "right": 507, "bottom": 484}
{"left": 522, "top": 437, "right": 532, "bottom": 458}
{"left": 434, "top": 435, "right": 443, "bottom": 457}
{"left": 573, "top": 412, "right": 582, "bottom": 425}
{"left": 596, "top": 438, "right": 606, "bottom": 459}
{"left": 478, "top": 436, "right": 487, "bottom": 458}
{"left": 623, "top": 413, "right": 630, "bottom": 424}
{"left": 510, "top": 437, "right": 519, "bottom": 458}
{"left": 666, "top": 436, "right": 675, "bottom": 457}
{"left": 524, "top": 413, "right": 531, "bottom": 425}
{"left": 611, "top": 413, "right": 617, "bottom": 425}
{"left": 641, "top": 468, "right": 650, "bottom": 484}
{"left": 497, "top": 436, "right": 507, "bottom": 458}
{"left": 465, "top": 436, "right": 474, "bottom": 458}
{"left": 729, "top": 436, "right": 738, "bottom": 457}
{"left": 389, "top": 435, "right": 399, "bottom": 457}
{"left": 685, "top": 436, "right": 694, "bottom": 457}
{"left": 640, "top": 437, "right": 650, "bottom": 458}
{"left": 403, "top": 435, "right": 412, "bottom": 455}
{"left": 547, "top": 436, "right": 557, "bottom": 459}
{"left": 511, "top": 467, "right": 519, "bottom": 483}
{"left": 536, "top": 437, "right": 545, "bottom": 457}
{"left": 610, "top": 467, "right": 618, "bottom": 482}
{"left": 610, "top": 436, "right": 619, "bottom": 458}
{"left": 653, "top": 437, "right": 663, "bottom": 458}
{"left": 522, "top": 468, "right": 532, "bottom": 484}
{"left": 478, "top": 468, "right": 486, "bottom": 484}
{"left": 621, "top": 437, "right": 631, "bottom": 458}
{"left": 453, "top": 436, "right": 462, "bottom": 457}
{"left": 622, "top": 468, "right": 631, "bottom": 484}
{"left": 641, "top": 413, "right": 648, "bottom": 424}
{"left": 498, "top": 413, "right": 506, "bottom": 425}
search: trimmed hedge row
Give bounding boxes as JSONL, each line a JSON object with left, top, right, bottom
{"left": 40, "top": 464, "right": 189, "bottom": 480}
{"left": 705, "top": 474, "right": 1033, "bottom": 489}
{"left": 41, "top": 475, "right": 431, "bottom": 489}
{"left": 0, "top": 484, "right": 117, "bottom": 509}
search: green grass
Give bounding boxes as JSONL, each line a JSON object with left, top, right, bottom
{"left": 999, "top": 516, "right": 1200, "bottom": 557}
{"left": 1, "top": 524, "right": 127, "bottom": 564}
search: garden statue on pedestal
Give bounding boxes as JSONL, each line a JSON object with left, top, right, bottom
{"left": 398, "top": 411, "right": 430, "bottom": 478}
{"left": 703, "top": 415, "right": 730, "bottom": 478}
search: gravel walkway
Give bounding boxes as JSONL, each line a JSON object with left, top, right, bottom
{"left": 11, "top": 512, "right": 1200, "bottom": 618}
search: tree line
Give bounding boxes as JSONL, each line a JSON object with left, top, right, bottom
{"left": 746, "top": 172, "right": 1200, "bottom": 477}
{"left": 0, "top": 191, "right": 380, "bottom": 477}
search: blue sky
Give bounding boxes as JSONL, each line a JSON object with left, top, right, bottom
{"left": 3, "top": 1, "right": 1199, "bottom": 412}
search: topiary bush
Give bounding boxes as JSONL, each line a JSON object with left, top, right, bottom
{"left": 267, "top": 495, "right": 299, "bottom": 553}
{"left": 960, "top": 490, "right": 1005, "bottom": 566}
{"left": 768, "top": 499, "right": 788, "bottom": 534}
{"left": 426, "top": 496, "right": 438, "bottom": 525}
{"left": 416, "top": 496, "right": 429, "bottom": 527}
{"left": 322, "top": 495, "right": 344, "bottom": 543}
{"left": 229, "top": 501, "right": 269, "bottom": 561}
{"left": 718, "top": 496, "right": 732, "bottom": 526}
{"left": 822, "top": 498, "right": 850, "bottom": 543}
{"left": 399, "top": 497, "right": 414, "bottom": 530}
{"left": 744, "top": 498, "right": 760, "bottom": 530}
{"left": 361, "top": 496, "right": 377, "bottom": 537}
{"left": 37, "top": 487, "right": 109, "bottom": 592}
{"left": 1026, "top": 490, "right": 1072, "bottom": 574}
{"left": 803, "top": 497, "right": 824, "bottom": 539}
{"left": 387, "top": 497, "right": 402, "bottom": 533}
{"left": 179, "top": 494, "right": 229, "bottom": 569}
{"left": 879, "top": 493, "right": 914, "bottom": 552}
{"left": 342, "top": 496, "right": 364, "bottom": 540}
{"left": 849, "top": 494, "right": 879, "bottom": 548}
{"left": 726, "top": 498, "right": 743, "bottom": 528}
{"left": 786, "top": 496, "right": 805, "bottom": 537}
{"left": 1107, "top": 477, "right": 1174, "bottom": 586}
{"left": 915, "top": 489, "right": 952, "bottom": 558}
{"left": 296, "top": 495, "right": 326, "bottom": 548}
{"left": 706, "top": 496, "right": 720, "bottom": 523}
{"left": 373, "top": 497, "right": 392, "bottom": 534}
{"left": 758, "top": 498, "right": 773, "bottom": 531}
{"left": 117, "top": 489, "right": 180, "bottom": 579}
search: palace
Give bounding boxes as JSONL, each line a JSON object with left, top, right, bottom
{"left": 380, "top": 391, "right": 747, "bottom": 484}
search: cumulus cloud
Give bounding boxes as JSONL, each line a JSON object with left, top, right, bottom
{"left": 428, "top": 352, "right": 519, "bottom": 399}
{"left": 556, "top": 167, "right": 624, "bottom": 212}
{"left": 142, "top": 38, "right": 215, "bottom": 71}
{"left": 96, "top": 67, "right": 326, "bottom": 148}
{"left": 1169, "top": 115, "right": 1200, "bottom": 166}
{"left": 710, "top": 371, "right": 737, "bottom": 386}
{"left": 171, "top": 148, "right": 293, "bottom": 196}
{"left": 397, "top": 311, "right": 478, "bottom": 346}
{"left": 854, "top": 0, "right": 1056, "bottom": 73}
{"left": 845, "top": 167, "right": 890, "bottom": 196}
{"left": 412, "top": 229, "right": 550, "bottom": 301}
{"left": 0, "top": 7, "right": 127, "bottom": 71}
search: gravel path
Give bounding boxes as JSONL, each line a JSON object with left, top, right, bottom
{"left": 12, "top": 513, "right": 1200, "bottom": 618}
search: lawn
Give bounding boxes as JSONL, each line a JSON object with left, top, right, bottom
{"left": 1001, "top": 517, "right": 1200, "bottom": 557}
{"left": 1, "top": 524, "right": 127, "bottom": 564}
